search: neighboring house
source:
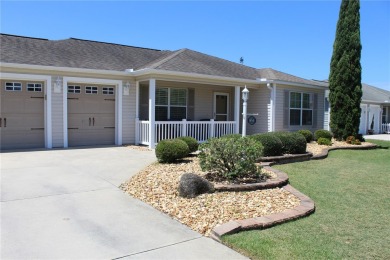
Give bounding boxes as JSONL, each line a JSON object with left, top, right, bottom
{"left": 0, "top": 33, "right": 327, "bottom": 150}
{"left": 323, "top": 83, "right": 390, "bottom": 135}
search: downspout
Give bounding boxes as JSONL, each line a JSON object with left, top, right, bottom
{"left": 267, "top": 83, "right": 276, "bottom": 132}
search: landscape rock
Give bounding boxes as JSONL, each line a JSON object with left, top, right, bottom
{"left": 178, "top": 173, "right": 214, "bottom": 198}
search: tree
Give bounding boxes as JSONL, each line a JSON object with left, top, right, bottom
{"left": 329, "top": 0, "right": 362, "bottom": 140}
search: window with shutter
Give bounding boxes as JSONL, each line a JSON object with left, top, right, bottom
{"left": 155, "top": 88, "right": 187, "bottom": 120}
{"left": 289, "top": 92, "right": 313, "bottom": 126}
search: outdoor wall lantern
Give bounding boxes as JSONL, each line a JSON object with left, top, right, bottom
{"left": 124, "top": 81, "right": 130, "bottom": 95}
{"left": 54, "top": 76, "right": 62, "bottom": 93}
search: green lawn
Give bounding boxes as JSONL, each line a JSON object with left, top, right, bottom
{"left": 223, "top": 140, "right": 390, "bottom": 260}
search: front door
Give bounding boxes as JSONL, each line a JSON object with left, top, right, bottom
{"left": 214, "top": 93, "right": 229, "bottom": 121}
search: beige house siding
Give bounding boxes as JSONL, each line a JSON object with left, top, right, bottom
{"left": 51, "top": 75, "right": 64, "bottom": 147}
{"left": 122, "top": 80, "right": 136, "bottom": 144}
{"left": 246, "top": 86, "right": 270, "bottom": 135}
{"left": 275, "top": 84, "right": 325, "bottom": 132}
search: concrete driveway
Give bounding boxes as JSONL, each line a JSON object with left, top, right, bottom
{"left": 1, "top": 147, "right": 246, "bottom": 259}
{"left": 364, "top": 134, "right": 390, "bottom": 141}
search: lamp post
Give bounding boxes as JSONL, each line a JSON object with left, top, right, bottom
{"left": 242, "top": 86, "right": 249, "bottom": 137}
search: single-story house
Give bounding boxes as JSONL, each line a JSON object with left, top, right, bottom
{"left": 323, "top": 83, "right": 390, "bottom": 135}
{"left": 0, "top": 33, "right": 328, "bottom": 150}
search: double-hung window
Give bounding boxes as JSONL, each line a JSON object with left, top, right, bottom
{"left": 155, "top": 88, "right": 187, "bottom": 121}
{"left": 290, "top": 92, "right": 313, "bottom": 126}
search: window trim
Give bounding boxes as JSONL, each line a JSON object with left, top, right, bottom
{"left": 102, "top": 87, "right": 115, "bottom": 95}
{"left": 85, "top": 86, "right": 98, "bottom": 94}
{"left": 68, "top": 85, "right": 81, "bottom": 94}
{"left": 289, "top": 91, "right": 313, "bottom": 126}
{"left": 5, "top": 82, "right": 22, "bottom": 91}
{"left": 155, "top": 87, "right": 187, "bottom": 121}
{"left": 27, "top": 83, "right": 43, "bottom": 92}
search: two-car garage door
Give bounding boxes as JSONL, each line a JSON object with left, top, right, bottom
{"left": 0, "top": 80, "right": 45, "bottom": 150}
{"left": 67, "top": 84, "right": 115, "bottom": 147}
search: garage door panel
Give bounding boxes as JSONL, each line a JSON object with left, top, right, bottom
{"left": 0, "top": 80, "right": 45, "bottom": 150}
{"left": 67, "top": 84, "right": 116, "bottom": 147}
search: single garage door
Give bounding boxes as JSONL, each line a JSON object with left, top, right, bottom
{"left": 67, "top": 84, "right": 115, "bottom": 147}
{"left": 0, "top": 80, "right": 45, "bottom": 150}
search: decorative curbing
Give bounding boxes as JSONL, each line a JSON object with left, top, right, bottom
{"left": 259, "top": 152, "right": 313, "bottom": 164}
{"left": 210, "top": 184, "right": 315, "bottom": 242}
{"left": 213, "top": 166, "right": 288, "bottom": 192}
{"left": 311, "top": 143, "right": 377, "bottom": 160}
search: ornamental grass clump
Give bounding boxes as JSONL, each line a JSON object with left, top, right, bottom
{"left": 155, "top": 139, "right": 189, "bottom": 163}
{"left": 198, "top": 136, "right": 263, "bottom": 180}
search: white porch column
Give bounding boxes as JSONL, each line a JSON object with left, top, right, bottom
{"left": 149, "top": 79, "right": 156, "bottom": 148}
{"left": 272, "top": 84, "right": 276, "bottom": 132}
{"left": 234, "top": 86, "right": 240, "bottom": 134}
{"left": 135, "top": 81, "right": 140, "bottom": 145}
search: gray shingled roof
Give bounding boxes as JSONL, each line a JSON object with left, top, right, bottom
{"left": 0, "top": 34, "right": 170, "bottom": 71}
{"left": 1, "top": 33, "right": 325, "bottom": 87}
{"left": 362, "top": 83, "right": 390, "bottom": 103}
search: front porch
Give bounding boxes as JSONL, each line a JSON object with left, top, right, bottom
{"left": 134, "top": 78, "right": 245, "bottom": 148}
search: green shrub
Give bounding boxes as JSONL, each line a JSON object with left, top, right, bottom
{"left": 177, "top": 136, "right": 199, "bottom": 153}
{"left": 198, "top": 136, "right": 263, "bottom": 179}
{"left": 314, "top": 129, "right": 333, "bottom": 141}
{"left": 251, "top": 133, "right": 283, "bottom": 157}
{"left": 220, "top": 134, "right": 242, "bottom": 139}
{"left": 353, "top": 139, "right": 361, "bottom": 145}
{"left": 273, "top": 132, "right": 307, "bottom": 154}
{"left": 317, "top": 137, "right": 332, "bottom": 146}
{"left": 356, "top": 134, "right": 365, "bottom": 142}
{"left": 298, "top": 130, "right": 314, "bottom": 143}
{"left": 155, "top": 139, "right": 189, "bottom": 163}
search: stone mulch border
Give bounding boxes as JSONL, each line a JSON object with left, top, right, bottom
{"left": 210, "top": 144, "right": 378, "bottom": 242}
{"left": 310, "top": 143, "right": 378, "bottom": 160}
{"left": 210, "top": 183, "right": 315, "bottom": 242}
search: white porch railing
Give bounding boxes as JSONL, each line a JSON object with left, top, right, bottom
{"left": 136, "top": 119, "right": 237, "bottom": 146}
{"left": 382, "top": 123, "right": 390, "bottom": 134}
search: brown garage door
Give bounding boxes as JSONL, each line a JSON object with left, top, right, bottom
{"left": 67, "top": 84, "right": 115, "bottom": 147}
{"left": 0, "top": 80, "right": 45, "bottom": 150}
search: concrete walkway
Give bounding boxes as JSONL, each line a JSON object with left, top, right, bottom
{"left": 364, "top": 134, "right": 390, "bottom": 141}
{"left": 1, "top": 147, "right": 246, "bottom": 259}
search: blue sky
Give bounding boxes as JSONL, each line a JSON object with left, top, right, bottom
{"left": 1, "top": 0, "right": 389, "bottom": 91}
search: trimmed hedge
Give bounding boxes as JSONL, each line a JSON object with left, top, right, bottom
{"left": 155, "top": 139, "right": 189, "bottom": 163}
{"left": 314, "top": 129, "right": 333, "bottom": 141}
{"left": 177, "top": 136, "right": 199, "bottom": 153}
{"left": 199, "top": 136, "right": 263, "bottom": 179}
{"left": 251, "top": 133, "right": 283, "bottom": 157}
{"left": 273, "top": 132, "right": 307, "bottom": 154}
{"left": 317, "top": 137, "right": 332, "bottom": 146}
{"left": 298, "top": 130, "right": 314, "bottom": 143}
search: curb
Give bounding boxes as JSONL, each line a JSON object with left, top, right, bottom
{"left": 213, "top": 166, "right": 288, "bottom": 192}
{"left": 211, "top": 184, "right": 315, "bottom": 242}
{"left": 259, "top": 152, "right": 313, "bottom": 164}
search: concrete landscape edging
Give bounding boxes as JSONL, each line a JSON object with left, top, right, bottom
{"left": 310, "top": 143, "right": 378, "bottom": 160}
{"left": 210, "top": 183, "right": 315, "bottom": 242}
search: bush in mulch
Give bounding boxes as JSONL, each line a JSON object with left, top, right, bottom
{"left": 251, "top": 133, "right": 283, "bottom": 157}
{"left": 177, "top": 136, "right": 199, "bottom": 153}
{"left": 155, "top": 139, "right": 189, "bottom": 163}
{"left": 298, "top": 130, "right": 314, "bottom": 143}
{"left": 199, "top": 136, "right": 263, "bottom": 180}
{"left": 314, "top": 129, "right": 333, "bottom": 141}
{"left": 273, "top": 132, "right": 307, "bottom": 155}
{"left": 317, "top": 137, "right": 332, "bottom": 146}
